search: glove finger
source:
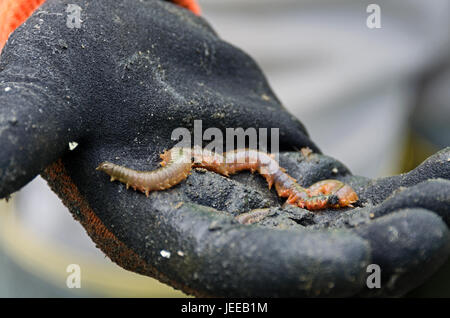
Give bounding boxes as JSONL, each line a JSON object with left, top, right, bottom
{"left": 360, "top": 147, "right": 450, "bottom": 205}
{"left": 0, "top": 72, "right": 83, "bottom": 198}
{"left": 369, "top": 179, "right": 450, "bottom": 225}
{"left": 353, "top": 208, "right": 450, "bottom": 297}
{"left": 0, "top": 0, "right": 91, "bottom": 197}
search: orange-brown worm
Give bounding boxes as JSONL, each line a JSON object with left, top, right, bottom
{"left": 97, "top": 147, "right": 358, "bottom": 211}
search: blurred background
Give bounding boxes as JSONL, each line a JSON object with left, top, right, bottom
{"left": 0, "top": 0, "right": 449, "bottom": 297}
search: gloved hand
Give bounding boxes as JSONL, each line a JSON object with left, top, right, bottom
{"left": 1, "top": 0, "right": 449, "bottom": 297}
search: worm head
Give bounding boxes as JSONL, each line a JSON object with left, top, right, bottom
{"left": 96, "top": 162, "right": 114, "bottom": 173}
{"left": 334, "top": 185, "right": 359, "bottom": 208}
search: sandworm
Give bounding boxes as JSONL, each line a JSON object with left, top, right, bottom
{"left": 97, "top": 147, "right": 358, "bottom": 211}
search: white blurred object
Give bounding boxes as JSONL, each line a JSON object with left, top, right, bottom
{"left": 199, "top": 0, "right": 450, "bottom": 177}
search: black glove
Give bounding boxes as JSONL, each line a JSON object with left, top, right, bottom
{"left": 1, "top": 0, "right": 449, "bottom": 297}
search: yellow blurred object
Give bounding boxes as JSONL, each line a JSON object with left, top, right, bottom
{"left": 399, "top": 129, "right": 442, "bottom": 174}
